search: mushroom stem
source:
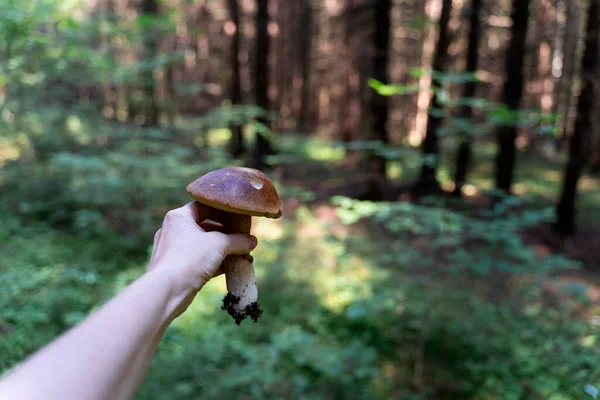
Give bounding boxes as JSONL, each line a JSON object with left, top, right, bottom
{"left": 222, "top": 214, "right": 262, "bottom": 324}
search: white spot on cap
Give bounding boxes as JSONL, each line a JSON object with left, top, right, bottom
{"left": 250, "top": 180, "right": 263, "bottom": 189}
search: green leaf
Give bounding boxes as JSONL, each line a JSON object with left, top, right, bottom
{"left": 409, "top": 67, "right": 426, "bottom": 79}
{"left": 454, "top": 96, "right": 490, "bottom": 108}
{"left": 433, "top": 71, "right": 480, "bottom": 85}
{"left": 407, "top": 15, "right": 433, "bottom": 29}
{"left": 368, "top": 78, "right": 420, "bottom": 97}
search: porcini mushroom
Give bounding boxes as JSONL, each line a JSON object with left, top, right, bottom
{"left": 186, "top": 167, "right": 282, "bottom": 324}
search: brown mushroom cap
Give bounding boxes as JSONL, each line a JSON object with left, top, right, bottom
{"left": 187, "top": 167, "right": 283, "bottom": 218}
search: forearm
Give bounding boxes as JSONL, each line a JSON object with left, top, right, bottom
{"left": 0, "top": 268, "right": 188, "bottom": 400}
{"left": 0, "top": 202, "right": 255, "bottom": 400}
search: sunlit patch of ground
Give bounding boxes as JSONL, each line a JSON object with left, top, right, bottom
{"left": 174, "top": 203, "right": 378, "bottom": 327}
{"left": 0, "top": 142, "right": 21, "bottom": 168}
{"left": 282, "top": 207, "right": 381, "bottom": 313}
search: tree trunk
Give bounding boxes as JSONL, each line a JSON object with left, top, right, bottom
{"left": 369, "top": 0, "right": 392, "bottom": 179}
{"left": 554, "top": 0, "right": 581, "bottom": 152}
{"left": 254, "top": 0, "right": 274, "bottom": 169}
{"left": 554, "top": 0, "right": 598, "bottom": 236}
{"left": 100, "top": 0, "right": 116, "bottom": 119}
{"left": 298, "top": 0, "right": 313, "bottom": 133}
{"left": 414, "top": 0, "right": 453, "bottom": 195}
{"left": 453, "top": 0, "right": 483, "bottom": 196}
{"left": 165, "top": 34, "right": 177, "bottom": 127}
{"left": 493, "top": 0, "right": 530, "bottom": 195}
{"left": 526, "top": 0, "right": 554, "bottom": 153}
{"left": 227, "top": 0, "right": 245, "bottom": 157}
{"left": 341, "top": 39, "right": 359, "bottom": 145}
{"left": 340, "top": 0, "right": 360, "bottom": 150}
{"left": 590, "top": 146, "right": 600, "bottom": 174}
{"left": 140, "top": 0, "right": 160, "bottom": 127}
{"left": 551, "top": 0, "right": 568, "bottom": 151}
{"left": 274, "top": 0, "right": 287, "bottom": 131}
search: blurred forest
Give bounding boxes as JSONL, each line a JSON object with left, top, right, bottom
{"left": 2, "top": 0, "right": 600, "bottom": 398}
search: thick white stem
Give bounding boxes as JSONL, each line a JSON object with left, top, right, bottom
{"left": 223, "top": 255, "right": 258, "bottom": 310}
{"left": 221, "top": 214, "right": 262, "bottom": 324}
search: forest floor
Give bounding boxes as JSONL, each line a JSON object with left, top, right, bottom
{"left": 3, "top": 129, "right": 600, "bottom": 398}
{"left": 273, "top": 134, "right": 600, "bottom": 317}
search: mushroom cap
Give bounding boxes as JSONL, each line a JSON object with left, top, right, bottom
{"left": 187, "top": 167, "right": 283, "bottom": 218}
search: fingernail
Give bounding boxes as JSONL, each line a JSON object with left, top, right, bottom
{"left": 248, "top": 235, "right": 258, "bottom": 250}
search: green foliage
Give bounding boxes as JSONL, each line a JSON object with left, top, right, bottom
{"left": 333, "top": 196, "right": 580, "bottom": 275}
{"left": 2, "top": 186, "right": 598, "bottom": 399}
{"left": 407, "top": 15, "right": 434, "bottom": 30}
{"left": 368, "top": 78, "right": 420, "bottom": 96}
{"left": 369, "top": 70, "right": 563, "bottom": 142}
{"left": 0, "top": 212, "right": 144, "bottom": 371}
{"left": 334, "top": 140, "right": 425, "bottom": 167}
{"left": 0, "top": 110, "right": 232, "bottom": 236}
{"left": 330, "top": 197, "right": 599, "bottom": 398}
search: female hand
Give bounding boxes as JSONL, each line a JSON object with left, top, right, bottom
{"left": 149, "top": 202, "right": 257, "bottom": 317}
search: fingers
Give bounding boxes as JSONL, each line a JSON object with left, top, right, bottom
{"left": 166, "top": 202, "right": 196, "bottom": 220}
{"left": 149, "top": 228, "right": 162, "bottom": 264}
{"left": 165, "top": 202, "right": 226, "bottom": 228}
{"left": 192, "top": 202, "right": 228, "bottom": 226}
{"left": 220, "top": 233, "right": 258, "bottom": 256}
{"left": 199, "top": 220, "right": 225, "bottom": 232}
{"left": 212, "top": 263, "right": 225, "bottom": 278}
{"left": 153, "top": 229, "right": 162, "bottom": 248}
{"left": 160, "top": 203, "right": 258, "bottom": 264}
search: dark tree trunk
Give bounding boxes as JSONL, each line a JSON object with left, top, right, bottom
{"left": 274, "top": 0, "right": 287, "bottom": 131}
{"left": 298, "top": 0, "right": 313, "bottom": 132}
{"left": 100, "top": 0, "right": 116, "bottom": 118}
{"left": 493, "top": 0, "right": 530, "bottom": 195}
{"left": 227, "top": 0, "right": 245, "bottom": 157}
{"left": 453, "top": 0, "right": 483, "bottom": 196}
{"left": 414, "top": 0, "right": 453, "bottom": 195}
{"left": 590, "top": 136, "right": 600, "bottom": 173}
{"left": 140, "top": 0, "right": 159, "bottom": 127}
{"left": 340, "top": 0, "right": 360, "bottom": 148}
{"left": 554, "top": 0, "right": 598, "bottom": 235}
{"left": 165, "top": 34, "right": 177, "bottom": 126}
{"left": 370, "top": 0, "right": 392, "bottom": 179}
{"left": 254, "top": 0, "right": 274, "bottom": 169}
{"left": 590, "top": 151, "right": 600, "bottom": 174}
{"left": 554, "top": 0, "right": 578, "bottom": 152}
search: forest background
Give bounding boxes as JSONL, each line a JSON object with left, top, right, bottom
{"left": 2, "top": 0, "right": 600, "bottom": 398}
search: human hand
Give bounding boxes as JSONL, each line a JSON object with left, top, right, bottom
{"left": 148, "top": 202, "right": 257, "bottom": 317}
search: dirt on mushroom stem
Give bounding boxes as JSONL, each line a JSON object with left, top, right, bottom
{"left": 221, "top": 293, "right": 263, "bottom": 324}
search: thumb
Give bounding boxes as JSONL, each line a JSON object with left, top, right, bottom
{"left": 223, "top": 234, "right": 258, "bottom": 256}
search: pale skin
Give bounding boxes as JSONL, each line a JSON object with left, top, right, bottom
{"left": 0, "top": 202, "right": 258, "bottom": 400}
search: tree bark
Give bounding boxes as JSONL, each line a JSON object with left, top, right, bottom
{"left": 227, "top": 0, "right": 245, "bottom": 157}
{"left": 493, "top": 0, "right": 530, "bottom": 195}
{"left": 165, "top": 34, "right": 177, "bottom": 126}
{"left": 140, "top": 0, "right": 160, "bottom": 127}
{"left": 369, "top": 0, "right": 392, "bottom": 179}
{"left": 554, "top": 0, "right": 580, "bottom": 151}
{"left": 554, "top": 0, "right": 598, "bottom": 235}
{"left": 274, "top": 0, "right": 286, "bottom": 132}
{"left": 298, "top": 0, "right": 313, "bottom": 132}
{"left": 254, "top": 0, "right": 274, "bottom": 169}
{"left": 453, "top": 0, "right": 483, "bottom": 196}
{"left": 415, "top": 0, "right": 453, "bottom": 195}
